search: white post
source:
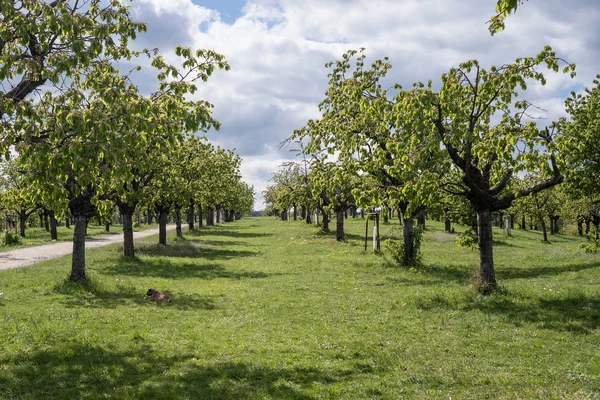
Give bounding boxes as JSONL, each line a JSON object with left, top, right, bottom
{"left": 373, "top": 226, "right": 378, "bottom": 251}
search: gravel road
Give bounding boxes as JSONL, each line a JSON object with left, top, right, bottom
{"left": 0, "top": 225, "right": 177, "bottom": 271}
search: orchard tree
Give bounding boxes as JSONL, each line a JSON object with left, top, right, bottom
{"left": 0, "top": 157, "right": 38, "bottom": 237}
{"left": 559, "top": 75, "right": 600, "bottom": 205}
{"left": 0, "top": 0, "right": 146, "bottom": 150}
{"left": 15, "top": 47, "right": 229, "bottom": 281}
{"left": 405, "top": 46, "right": 575, "bottom": 290}
{"left": 223, "top": 180, "right": 255, "bottom": 221}
{"left": 146, "top": 142, "right": 187, "bottom": 245}
{"left": 267, "top": 162, "right": 307, "bottom": 221}
{"left": 295, "top": 50, "right": 440, "bottom": 265}
{"left": 180, "top": 136, "right": 214, "bottom": 230}
{"left": 203, "top": 148, "right": 242, "bottom": 225}
{"left": 309, "top": 158, "right": 357, "bottom": 241}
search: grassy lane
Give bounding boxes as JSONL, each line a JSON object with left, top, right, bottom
{"left": 0, "top": 217, "right": 599, "bottom": 399}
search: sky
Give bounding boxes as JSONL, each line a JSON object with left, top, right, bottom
{"left": 128, "top": 0, "right": 600, "bottom": 210}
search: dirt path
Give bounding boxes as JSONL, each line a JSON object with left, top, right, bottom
{"left": 0, "top": 225, "right": 177, "bottom": 271}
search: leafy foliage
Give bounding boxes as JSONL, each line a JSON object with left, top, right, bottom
{"left": 383, "top": 226, "right": 424, "bottom": 268}
{"left": 456, "top": 229, "right": 477, "bottom": 249}
{"left": 1, "top": 230, "right": 21, "bottom": 246}
{"left": 489, "top": 0, "right": 527, "bottom": 35}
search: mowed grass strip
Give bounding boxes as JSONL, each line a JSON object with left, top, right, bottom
{"left": 0, "top": 217, "right": 599, "bottom": 399}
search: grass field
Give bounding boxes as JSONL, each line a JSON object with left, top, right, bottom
{"left": 0, "top": 216, "right": 599, "bottom": 399}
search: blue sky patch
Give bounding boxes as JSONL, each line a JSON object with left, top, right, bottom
{"left": 192, "top": 0, "right": 247, "bottom": 24}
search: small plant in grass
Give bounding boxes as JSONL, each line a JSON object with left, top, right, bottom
{"left": 383, "top": 227, "right": 423, "bottom": 268}
{"left": 456, "top": 229, "right": 477, "bottom": 249}
{"left": 578, "top": 240, "right": 599, "bottom": 254}
{"left": 1, "top": 231, "right": 21, "bottom": 246}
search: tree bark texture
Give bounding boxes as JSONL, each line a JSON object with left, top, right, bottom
{"left": 336, "top": 209, "right": 344, "bottom": 241}
{"left": 49, "top": 212, "right": 58, "bottom": 240}
{"left": 206, "top": 207, "right": 214, "bottom": 226}
{"left": 19, "top": 210, "right": 26, "bottom": 237}
{"left": 402, "top": 217, "right": 415, "bottom": 265}
{"left": 321, "top": 210, "right": 329, "bottom": 231}
{"left": 70, "top": 214, "right": 88, "bottom": 282}
{"left": 122, "top": 211, "right": 135, "bottom": 257}
{"left": 175, "top": 206, "right": 183, "bottom": 238}
{"left": 188, "top": 200, "right": 195, "bottom": 230}
{"left": 540, "top": 217, "right": 548, "bottom": 242}
{"left": 477, "top": 209, "right": 497, "bottom": 288}
{"left": 158, "top": 209, "right": 168, "bottom": 245}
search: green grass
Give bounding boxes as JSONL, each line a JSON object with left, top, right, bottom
{"left": 0, "top": 217, "right": 599, "bottom": 399}
{"left": 0, "top": 223, "right": 158, "bottom": 251}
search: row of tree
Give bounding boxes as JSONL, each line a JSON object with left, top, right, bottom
{"left": 265, "top": 47, "right": 598, "bottom": 292}
{"left": 0, "top": 1, "right": 253, "bottom": 281}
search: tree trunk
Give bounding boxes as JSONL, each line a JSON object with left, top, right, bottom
{"left": 306, "top": 205, "right": 312, "bottom": 224}
{"left": 417, "top": 208, "right": 426, "bottom": 229}
{"left": 188, "top": 199, "right": 195, "bottom": 230}
{"left": 198, "top": 204, "right": 203, "bottom": 227}
{"left": 229, "top": 210, "right": 235, "bottom": 222}
{"left": 65, "top": 214, "right": 70, "bottom": 228}
{"left": 70, "top": 214, "right": 88, "bottom": 282}
{"left": 476, "top": 209, "right": 497, "bottom": 288}
{"left": 158, "top": 209, "right": 168, "bottom": 245}
{"left": 44, "top": 213, "right": 49, "bottom": 231}
{"left": 175, "top": 206, "right": 183, "bottom": 238}
{"left": 577, "top": 220, "right": 584, "bottom": 236}
{"left": 551, "top": 216, "right": 560, "bottom": 235}
{"left": 445, "top": 218, "right": 452, "bottom": 233}
{"left": 105, "top": 221, "right": 110, "bottom": 232}
{"left": 122, "top": 211, "right": 135, "bottom": 257}
{"left": 529, "top": 216, "right": 533, "bottom": 230}
{"left": 116, "top": 200, "right": 137, "bottom": 257}
{"left": 521, "top": 215, "right": 526, "bottom": 230}
{"left": 18, "top": 210, "right": 26, "bottom": 237}
{"left": 321, "top": 210, "right": 329, "bottom": 231}
{"left": 336, "top": 209, "right": 344, "bottom": 241}
{"left": 402, "top": 217, "right": 415, "bottom": 265}
{"left": 540, "top": 217, "right": 548, "bottom": 242}
{"left": 206, "top": 207, "right": 214, "bottom": 226}
{"left": 47, "top": 213, "right": 57, "bottom": 240}
{"left": 293, "top": 204, "right": 297, "bottom": 221}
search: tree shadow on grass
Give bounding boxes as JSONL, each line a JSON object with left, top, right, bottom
{"left": 196, "top": 239, "right": 248, "bottom": 247}
{"left": 135, "top": 241, "right": 258, "bottom": 261}
{"left": 52, "top": 279, "right": 218, "bottom": 310}
{"left": 385, "top": 260, "right": 600, "bottom": 287}
{"left": 461, "top": 293, "right": 600, "bottom": 334}
{"left": 412, "top": 288, "right": 600, "bottom": 334}
{"left": 188, "top": 226, "right": 273, "bottom": 239}
{"left": 385, "top": 264, "right": 472, "bottom": 287}
{"left": 101, "top": 257, "right": 272, "bottom": 281}
{"left": 492, "top": 239, "right": 521, "bottom": 247}
{"left": 0, "top": 344, "right": 349, "bottom": 400}
{"left": 499, "top": 260, "right": 600, "bottom": 280}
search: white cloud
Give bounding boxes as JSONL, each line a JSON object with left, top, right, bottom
{"left": 132, "top": 0, "right": 599, "bottom": 210}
